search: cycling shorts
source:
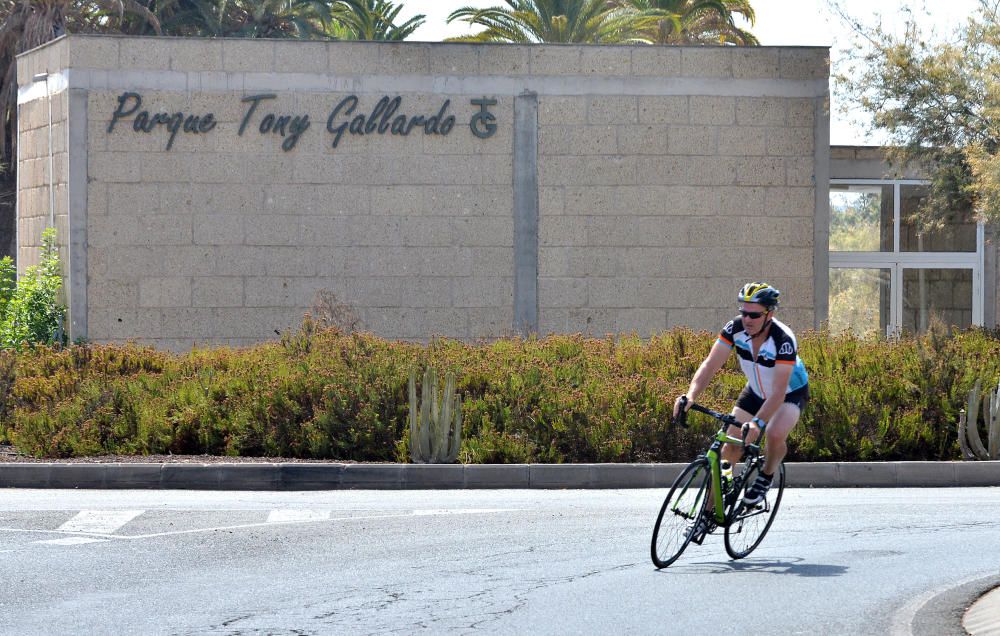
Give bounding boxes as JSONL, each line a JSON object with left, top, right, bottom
{"left": 735, "top": 384, "right": 809, "bottom": 416}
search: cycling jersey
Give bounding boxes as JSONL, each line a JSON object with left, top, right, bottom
{"left": 717, "top": 316, "right": 808, "bottom": 400}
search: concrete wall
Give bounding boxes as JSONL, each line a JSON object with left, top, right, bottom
{"left": 538, "top": 89, "right": 822, "bottom": 334}
{"left": 16, "top": 71, "right": 69, "bottom": 271}
{"left": 16, "top": 35, "right": 829, "bottom": 349}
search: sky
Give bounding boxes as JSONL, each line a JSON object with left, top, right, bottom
{"left": 396, "top": 0, "right": 983, "bottom": 145}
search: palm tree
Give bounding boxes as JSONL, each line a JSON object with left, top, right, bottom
{"left": 617, "top": 0, "right": 758, "bottom": 45}
{"left": 1, "top": 0, "right": 160, "bottom": 177}
{"left": 173, "top": 0, "right": 335, "bottom": 38}
{"left": 446, "top": 0, "right": 644, "bottom": 44}
{"left": 327, "top": 0, "right": 425, "bottom": 41}
{"left": 0, "top": 0, "right": 161, "bottom": 259}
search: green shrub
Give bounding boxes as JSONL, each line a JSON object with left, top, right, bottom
{"left": 2, "top": 321, "right": 999, "bottom": 462}
{"left": 0, "top": 227, "right": 67, "bottom": 350}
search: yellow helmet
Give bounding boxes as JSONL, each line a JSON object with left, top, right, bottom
{"left": 737, "top": 282, "right": 780, "bottom": 310}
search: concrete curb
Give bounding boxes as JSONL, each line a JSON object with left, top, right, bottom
{"left": 0, "top": 461, "right": 997, "bottom": 490}
{"left": 902, "top": 573, "right": 1000, "bottom": 636}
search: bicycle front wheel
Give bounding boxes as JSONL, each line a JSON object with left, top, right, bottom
{"left": 724, "top": 461, "right": 785, "bottom": 560}
{"left": 651, "top": 458, "right": 711, "bottom": 568}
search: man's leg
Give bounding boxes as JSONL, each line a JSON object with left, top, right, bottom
{"left": 761, "top": 402, "right": 801, "bottom": 475}
{"left": 723, "top": 407, "right": 754, "bottom": 466}
{"left": 741, "top": 403, "right": 801, "bottom": 505}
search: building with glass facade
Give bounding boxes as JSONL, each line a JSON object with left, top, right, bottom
{"left": 829, "top": 146, "right": 994, "bottom": 336}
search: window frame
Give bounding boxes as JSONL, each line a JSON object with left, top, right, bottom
{"left": 829, "top": 178, "right": 985, "bottom": 333}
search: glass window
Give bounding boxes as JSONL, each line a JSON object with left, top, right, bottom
{"left": 901, "top": 268, "right": 973, "bottom": 333}
{"left": 828, "top": 268, "right": 891, "bottom": 337}
{"left": 899, "top": 185, "right": 978, "bottom": 252}
{"left": 830, "top": 178, "right": 984, "bottom": 334}
{"left": 829, "top": 184, "right": 893, "bottom": 251}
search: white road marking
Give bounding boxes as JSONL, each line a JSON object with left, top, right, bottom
{"left": 57, "top": 510, "right": 144, "bottom": 534}
{"left": 36, "top": 537, "right": 108, "bottom": 546}
{"left": 0, "top": 508, "right": 520, "bottom": 542}
{"left": 266, "top": 509, "right": 330, "bottom": 523}
{"left": 412, "top": 508, "right": 512, "bottom": 516}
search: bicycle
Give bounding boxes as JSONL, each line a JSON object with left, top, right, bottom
{"left": 650, "top": 396, "right": 786, "bottom": 568}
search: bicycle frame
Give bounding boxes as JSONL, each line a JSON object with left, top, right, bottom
{"left": 704, "top": 428, "right": 748, "bottom": 524}
{"left": 675, "top": 399, "right": 766, "bottom": 526}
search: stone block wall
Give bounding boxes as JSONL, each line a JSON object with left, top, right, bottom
{"left": 82, "top": 86, "right": 514, "bottom": 348}
{"left": 16, "top": 36, "right": 828, "bottom": 348}
{"left": 16, "top": 70, "right": 69, "bottom": 272}
{"left": 537, "top": 90, "right": 820, "bottom": 334}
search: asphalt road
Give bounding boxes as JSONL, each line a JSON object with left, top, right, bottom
{"left": 1, "top": 488, "right": 998, "bottom": 635}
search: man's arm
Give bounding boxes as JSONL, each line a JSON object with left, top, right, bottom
{"left": 685, "top": 339, "right": 732, "bottom": 404}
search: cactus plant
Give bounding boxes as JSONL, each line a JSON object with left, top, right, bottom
{"left": 958, "top": 378, "right": 1000, "bottom": 460}
{"left": 408, "top": 367, "right": 463, "bottom": 463}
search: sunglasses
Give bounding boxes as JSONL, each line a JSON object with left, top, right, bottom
{"left": 739, "top": 310, "right": 767, "bottom": 319}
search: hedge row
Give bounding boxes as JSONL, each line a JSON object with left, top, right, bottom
{"left": 1, "top": 317, "right": 998, "bottom": 462}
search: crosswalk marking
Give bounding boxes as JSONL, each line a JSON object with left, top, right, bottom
{"left": 266, "top": 509, "right": 330, "bottom": 523}
{"left": 57, "top": 510, "right": 144, "bottom": 534}
{"left": 1, "top": 507, "right": 520, "bottom": 548}
{"left": 36, "top": 537, "right": 108, "bottom": 546}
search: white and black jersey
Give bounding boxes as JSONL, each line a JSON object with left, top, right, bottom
{"left": 717, "top": 316, "right": 809, "bottom": 400}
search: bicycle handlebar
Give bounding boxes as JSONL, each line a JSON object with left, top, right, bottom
{"left": 674, "top": 395, "right": 741, "bottom": 428}
{"left": 673, "top": 396, "right": 768, "bottom": 455}
{"left": 674, "top": 396, "right": 769, "bottom": 436}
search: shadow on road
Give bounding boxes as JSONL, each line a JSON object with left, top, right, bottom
{"left": 679, "top": 557, "right": 849, "bottom": 578}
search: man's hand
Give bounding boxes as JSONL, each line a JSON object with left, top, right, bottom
{"left": 742, "top": 417, "right": 763, "bottom": 443}
{"left": 672, "top": 394, "right": 689, "bottom": 420}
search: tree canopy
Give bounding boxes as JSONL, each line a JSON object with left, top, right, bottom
{"left": 836, "top": 0, "right": 1000, "bottom": 227}
{"left": 446, "top": 0, "right": 758, "bottom": 44}
{"left": 327, "top": 0, "right": 425, "bottom": 41}
{"left": 614, "top": 0, "right": 757, "bottom": 45}
{"left": 446, "top": 0, "right": 644, "bottom": 44}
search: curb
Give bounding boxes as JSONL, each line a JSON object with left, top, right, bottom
{"left": 0, "top": 461, "right": 997, "bottom": 490}
{"left": 893, "top": 573, "right": 1000, "bottom": 636}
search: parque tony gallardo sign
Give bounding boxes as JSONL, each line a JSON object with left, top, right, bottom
{"left": 106, "top": 92, "right": 499, "bottom": 152}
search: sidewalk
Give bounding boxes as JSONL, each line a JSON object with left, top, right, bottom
{"left": 1, "top": 460, "right": 997, "bottom": 490}
{"left": 964, "top": 584, "right": 1000, "bottom": 636}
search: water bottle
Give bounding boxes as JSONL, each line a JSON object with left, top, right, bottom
{"left": 720, "top": 460, "right": 733, "bottom": 489}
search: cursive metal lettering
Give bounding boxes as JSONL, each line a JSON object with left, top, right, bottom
{"left": 107, "top": 91, "right": 216, "bottom": 150}
{"left": 324, "top": 95, "right": 456, "bottom": 149}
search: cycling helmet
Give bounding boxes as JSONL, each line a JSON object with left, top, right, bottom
{"left": 737, "top": 282, "right": 780, "bottom": 310}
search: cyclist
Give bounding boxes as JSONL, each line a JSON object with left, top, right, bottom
{"left": 672, "top": 282, "right": 808, "bottom": 507}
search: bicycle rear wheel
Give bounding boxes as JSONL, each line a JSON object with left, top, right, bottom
{"left": 724, "top": 461, "right": 785, "bottom": 559}
{"left": 651, "top": 458, "right": 711, "bottom": 568}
